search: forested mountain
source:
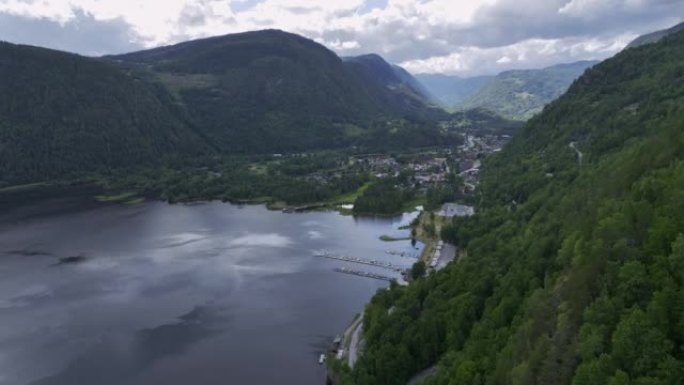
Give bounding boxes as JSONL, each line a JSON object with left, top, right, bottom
{"left": 414, "top": 74, "right": 493, "bottom": 107}
{"left": 458, "top": 60, "right": 598, "bottom": 120}
{"left": 343, "top": 54, "right": 436, "bottom": 106}
{"left": 0, "top": 30, "right": 478, "bottom": 186}
{"left": 336, "top": 26, "right": 684, "bottom": 385}
{"left": 110, "top": 30, "right": 446, "bottom": 153}
{"left": 0, "top": 42, "right": 209, "bottom": 184}
{"left": 626, "top": 21, "right": 684, "bottom": 49}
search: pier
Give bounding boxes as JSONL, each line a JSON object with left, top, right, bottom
{"left": 314, "top": 250, "right": 405, "bottom": 272}
{"left": 384, "top": 249, "right": 418, "bottom": 258}
{"left": 333, "top": 267, "right": 394, "bottom": 281}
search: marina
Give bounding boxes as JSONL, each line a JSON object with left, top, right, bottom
{"left": 333, "top": 267, "right": 395, "bottom": 281}
{"left": 314, "top": 250, "right": 406, "bottom": 272}
{"left": 385, "top": 249, "right": 419, "bottom": 258}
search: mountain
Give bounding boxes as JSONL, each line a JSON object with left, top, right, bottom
{"left": 457, "top": 60, "right": 598, "bottom": 120}
{"left": 0, "top": 41, "right": 209, "bottom": 185}
{"left": 110, "top": 30, "right": 446, "bottom": 153}
{"left": 414, "top": 73, "right": 493, "bottom": 107}
{"left": 0, "top": 30, "right": 462, "bottom": 186}
{"left": 626, "top": 21, "right": 684, "bottom": 49}
{"left": 343, "top": 54, "right": 435, "bottom": 105}
{"left": 390, "top": 65, "right": 436, "bottom": 103}
{"left": 337, "top": 24, "right": 684, "bottom": 385}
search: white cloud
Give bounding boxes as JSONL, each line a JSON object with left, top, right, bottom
{"left": 558, "top": 0, "right": 651, "bottom": 19}
{"left": 0, "top": 0, "right": 682, "bottom": 75}
{"left": 325, "top": 39, "right": 361, "bottom": 50}
{"left": 400, "top": 33, "right": 637, "bottom": 75}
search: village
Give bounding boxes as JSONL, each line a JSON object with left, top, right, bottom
{"left": 299, "top": 132, "right": 511, "bottom": 195}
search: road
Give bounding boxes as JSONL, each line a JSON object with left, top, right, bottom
{"left": 348, "top": 314, "right": 364, "bottom": 367}
{"left": 436, "top": 243, "right": 457, "bottom": 270}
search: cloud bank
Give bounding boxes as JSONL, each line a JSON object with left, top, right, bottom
{"left": 0, "top": 0, "right": 681, "bottom": 75}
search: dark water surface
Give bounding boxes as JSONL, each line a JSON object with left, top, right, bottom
{"left": 0, "top": 200, "right": 420, "bottom": 385}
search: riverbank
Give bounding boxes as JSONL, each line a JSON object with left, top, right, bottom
{"left": 23, "top": 180, "right": 426, "bottom": 219}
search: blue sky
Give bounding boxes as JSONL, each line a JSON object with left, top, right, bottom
{"left": 0, "top": 0, "right": 681, "bottom": 76}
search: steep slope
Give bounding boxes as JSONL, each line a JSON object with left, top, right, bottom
{"left": 459, "top": 60, "right": 598, "bottom": 120}
{"left": 111, "top": 30, "right": 446, "bottom": 153}
{"left": 0, "top": 42, "right": 208, "bottom": 185}
{"left": 391, "top": 65, "right": 436, "bottom": 105}
{"left": 414, "top": 73, "right": 493, "bottom": 107}
{"left": 341, "top": 54, "right": 437, "bottom": 105}
{"left": 342, "top": 54, "right": 443, "bottom": 115}
{"left": 449, "top": 108, "right": 522, "bottom": 136}
{"left": 337, "top": 26, "right": 684, "bottom": 385}
{"left": 626, "top": 21, "right": 684, "bottom": 49}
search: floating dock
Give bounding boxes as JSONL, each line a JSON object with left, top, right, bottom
{"left": 333, "top": 267, "right": 395, "bottom": 281}
{"left": 384, "top": 249, "right": 418, "bottom": 258}
{"left": 315, "top": 251, "right": 405, "bottom": 272}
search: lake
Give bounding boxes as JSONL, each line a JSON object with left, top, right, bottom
{"left": 0, "top": 199, "right": 421, "bottom": 385}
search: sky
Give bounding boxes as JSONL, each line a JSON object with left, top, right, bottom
{"left": 0, "top": 0, "right": 682, "bottom": 76}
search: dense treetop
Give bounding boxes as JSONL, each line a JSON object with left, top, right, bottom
{"left": 335, "top": 27, "right": 684, "bottom": 385}
{"left": 0, "top": 42, "right": 209, "bottom": 184}
{"left": 111, "top": 30, "right": 447, "bottom": 153}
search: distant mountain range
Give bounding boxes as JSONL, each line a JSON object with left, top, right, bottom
{"left": 414, "top": 74, "right": 493, "bottom": 107}
{"left": 458, "top": 60, "right": 598, "bottom": 120}
{"left": 415, "top": 60, "right": 598, "bottom": 120}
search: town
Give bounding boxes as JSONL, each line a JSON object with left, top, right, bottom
{"left": 259, "top": 131, "right": 511, "bottom": 208}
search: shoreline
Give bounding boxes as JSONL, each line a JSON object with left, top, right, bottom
{"left": 0, "top": 181, "right": 424, "bottom": 218}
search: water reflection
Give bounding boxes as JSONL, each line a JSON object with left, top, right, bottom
{"left": 0, "top": 201, "right": 420, "bottom": 385}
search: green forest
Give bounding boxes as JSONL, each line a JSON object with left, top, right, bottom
{"left": 332, "top": 28, "right": 684, "bottom": 385}
{"left": 96, "top": 154, "right": 369, "bottom": 206}
{"left": 0, "top": 32, "right": 516, "bottom": 188}
{"left": 353, "top": 177, "right": 416, "bottom": 216}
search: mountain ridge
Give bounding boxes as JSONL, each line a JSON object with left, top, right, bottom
{"left": 626, "top": 21, "right": 684, "bottom": 49}
{"left": 110, "top": 29, "right": 449, "bottom": 153}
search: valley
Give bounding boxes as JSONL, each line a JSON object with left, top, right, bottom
{"left": 1, "top": 10, "right": 683, "bottom": 385}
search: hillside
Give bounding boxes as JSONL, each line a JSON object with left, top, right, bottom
{"left": 0, "top": 42, "right": 209, "bottom": 185}
{"left": 414, "top": 73, "right": 493, "bottom": 107}
{"left": 343, "top": 54, "right": 436, "bottom": 106}
{"left": 336, "top": 26, "right": 684, "bottom": 385}
{"left": 458, "top": 60, "right": 598, "bottom": 120}
{"left": 111, "top": 30, "right": 447, "bottom": 153}
{"left": 0, "top": 30, "right": 467, "bottom": 187}
{"left": 626, "top": 21, "right": 684, "bottom": 49}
